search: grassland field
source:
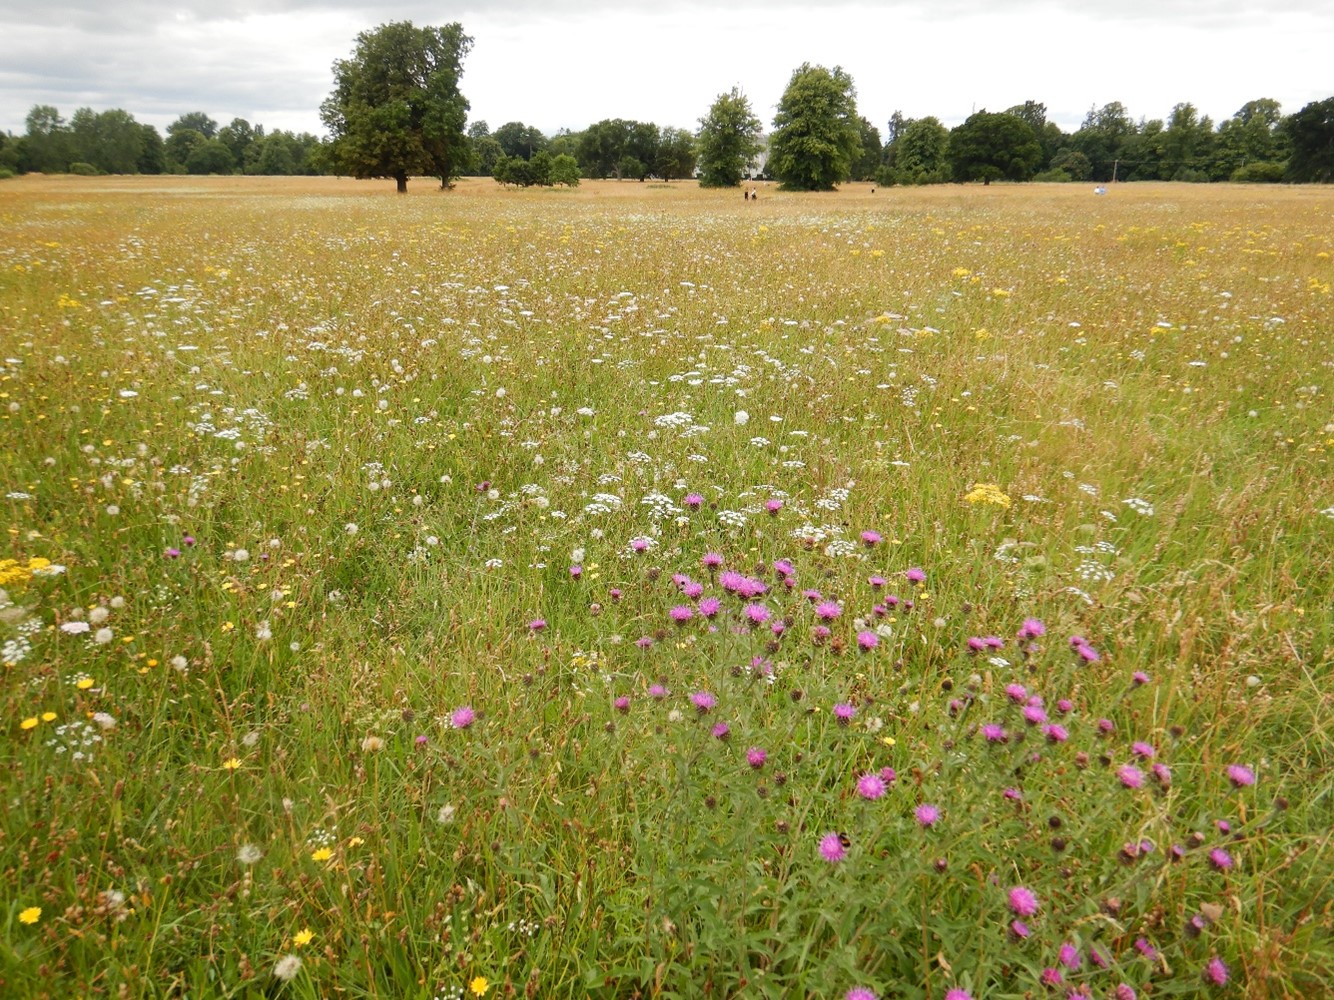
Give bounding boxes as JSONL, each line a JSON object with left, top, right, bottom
{"left": 0, "top": 174, "right": 1331, "bottom": 999}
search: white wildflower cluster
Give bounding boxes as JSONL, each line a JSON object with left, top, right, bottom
{"left": 653, "top": 411, "right": 694, "bottom": 428}
{"left": 641, "top": 492, "right": 682, "bottom": 520}
{"left": 1123, "top": 497, "right": 1155, "bottom": 516}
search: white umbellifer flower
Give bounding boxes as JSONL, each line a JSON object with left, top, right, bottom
{"left": 61, "top": 621, "right": 91, "bottom": 634}
{"left": 734, "top": 410, "right": 749, "bottom": 425}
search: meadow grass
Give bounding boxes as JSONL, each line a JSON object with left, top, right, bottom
{"left": 0, "top": 174, "right": 1330, "bottom": 999}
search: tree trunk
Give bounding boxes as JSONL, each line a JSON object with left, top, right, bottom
{"left": 395, "top": 172, "right": 407, "bottom": 193}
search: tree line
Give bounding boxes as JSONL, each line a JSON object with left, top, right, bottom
{"left": 3, "top": 19, "right": 1331, "bottom": 189}
{"left": 0, "top": 106, "right": 326, "bottom": 179}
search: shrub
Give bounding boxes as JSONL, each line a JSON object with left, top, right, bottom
{"left": 1231, "top": 161, "right": 1286, "bottom": 183}
{"left": 69, "top": 162, "right": 99, "bottom": 176}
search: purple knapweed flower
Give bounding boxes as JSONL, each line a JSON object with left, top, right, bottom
{"left": 1131, "top": 670, "right": 1150, "bottom": 685}
{"left": 569, "top": 564, "right": 582, "bottom": 579}
{"left": 1009, "top": 886, "right": 1039, "bottom": 917}
{"left": 648, "top": 684, "right": 668, "bottom": 699}
{"left": 1113, "top": 985, "right": 1137, "bottom": 1000}
{"left": 614, "top": 696, "right": 631, "bottom": 713}
{"left": 1134, "top": 937, "right": 1158, "bottom": 960}
{"left": 1058, "top": 943, "right": 1082, "bottom": 970}
{"left": 702, "top": 551, "right": 723, "bottom": 570}
{"left": 1226, "top": 764, "right": 1256, "bottom": 787}
{"left": 833, "top": 702, "right": 856, "bottom": 724}
{"left": 880, "top": 766, "right": 897, "bottom": 785}
{"left": 669, "top": 605, "right": 695, "bottom": 623}
{"left": 905, "top": 567, "right": 926, "bottom": 584}
{"left": 1152, "top": 763, "right": 1172, "bottom": 787}
{"left": 1011, "top": 919, "right": 1031, "bottom": 939}
{"left": 818, "top": 832, "right": 847, "bottom": 863}
{"left": 856, "top": 773, "right": 887, "bottom": 800}
{"left": 1208, "top": 847, "right": 1234, "bottom": 870}
{"left": 1041, "top": 967, "right": 1064, "bottom": 987}
{"left": 1020, "top": 617, "right": 1046, "bottom": 638}
{"left": 1075, "top": 644, "right": 1100, "bottom": 662}
{"left": 450, "top": 705, "right": 476, "bottom": 729}
{"left": 765, "top": 498, "right": 783, "bottom": 514}
{"left": 1131, "top": 741, "right": 1156, "bottom": 759}
{"left": 165, "top": 547, "right": 181, "bottom": 558}
{"left": 915, "top": 804, "right": 940, "bottom": 827}
{"left": 711, "top": 722, "right": 730, "bottom": 740}
{"left": 746, "top": 747, "right": 767, "bottom": 769}
{"left": 1045, "top": 725, "right": 1069, "bottom": 743}
{"left": 982, "top": 723, "right": 1008, "bottom": 743}
{"left": 846, "top": 990, "right": 878, "bottom": 1000}
{"left": 814, "top": 601, "right": 841, "bottom": 621}
{"left": 944, "top": 989, "right": 972, "bottom": 1000}
{"left": 528, "top": 618, "right": 546, "bottom": 632}
{"left": 1056, "top": 698, "right": 1073, "bottom": 714}
{"left": 1203, "top": 956, "right": 1229, "bottom": 986}
{"left": 698, "top": 597, "right": 722, "bottom": 618}
{"left": 857, "top": 630, "right": 879, "bottom": 651}
{"left": 682, "top": 581, "right": 704, "bottom": 599}
{"left": 690, "top": 690, "right": 717, "bottom": 713}
{"left": 966, "top": 636, "right": 987, "bottom": 653}
{"left": 1118, "top": 765, "right": 1146, "bottom": 789}
{"left": 684, "top": 492, "right": 704, "bottom": 509}
{"left": 860, "top": 530, "right": 882, "bottom": 546}
{"left": 183, "top": 535, "right": 196, "bottom": 546}
{"left": 1022, "top": 705, "right": 1048, "bottom": 725}
{"left": 1006, "top": 683, "right": 1028, "bottom": 702}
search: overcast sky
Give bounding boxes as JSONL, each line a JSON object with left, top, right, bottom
{"left": 2, "top": 1, "right": 1331, "bottom": 139}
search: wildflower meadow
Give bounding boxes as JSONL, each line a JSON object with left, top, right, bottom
{"left": 1, "top": 174, "right": 1330, "bottom": 998}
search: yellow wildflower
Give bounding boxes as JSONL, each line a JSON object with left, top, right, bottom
{"left": 293, "top": 928, "right": 314, "bottom": 947}
{"left": 964, "top": 483, "right": 1013, "bottom": 509}
{"left": 19, "top": 906, "right": 41, "bottom": 924}
{"left": 310, "top": 847, "right": 333, "bottom": 863}
{"left": 21, "top": 717, "right": 38, "bottom": 730}
{"left": 221, "top": 758, "right": 242, "bottom": 770}
{"left": 469, "top": 976, "right": 490, "bottom": 996}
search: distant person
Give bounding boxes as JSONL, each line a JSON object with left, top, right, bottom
{"left": 744, "top": 189, "right": 749, "bottom": 201}
{"left": 751, "top": 188, "right": 758, "bottom": 201}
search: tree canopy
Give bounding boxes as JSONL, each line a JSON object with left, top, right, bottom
{"left": 948, "top": 111, "right": 1043, "bottom": 183}
{"left": 696, "top": 88, "right": 764, "bottom": 188}
{"left": 321, "top": 21, "right": 473, "bottom": 192}
{"left": 768, "top": 64, "right": 862, "bottom": 191}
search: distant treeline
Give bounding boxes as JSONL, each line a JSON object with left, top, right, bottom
{"left": 3, "top": 95, "right": 1331, "bottom": 185}
{"left": 0, "top": 108, "right": 327, "bottom": 178}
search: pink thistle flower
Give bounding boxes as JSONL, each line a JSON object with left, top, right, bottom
{"left": 1152, "top": 763, "right": 1172, "bottom": 787}
{"left": 702, "top": 551, "right": 724, "bottom": 569}
{"left": 684, "top": 492, "right": 704, "bottom": 509}
{"left": 1006, "top": 683, "right": 1028, "bottom": 702}
{"left": 846, "top": 989, "right": 877, "bottom": 1000}
{"left": 669, "top": 605, "right": 695, "bottom": 623}
{"left": 614, "top": 696, "right": 631, "bottom": 713}
{"left": 1022, "top": 705, "right": 1048, "bottom": 725}
{"left": 1045, "top": 724, "right": 1069, "bottom": 743}
{"left": 1114, "top": 985, "right": 1137, "bottom": 1000}
{"left": 1203, "top": 956, "right": 1228, "bottom": 986}
{"left": 711, "top": 722, "right": 730, "bottom": 740}
{"left": 1056, "top": 698, "right": 1073, "bottom": 714}
{"left": 690, "top": 690, "right": 716, "bottom": 713}
{"left": 744, "top": 603, "right": 771, "bottom": 626}
{"left": 860, "top": 530, "right": 882, "bottom": 546}
{"left": 915, "top": 803, "right": 940, "bottom": 827}
{"left": 802, "top": 588, "right": 823, "bottom": 603}
{"left": 1098, "top": 718, "right": 1116, "bottom": 735}
{"left": 905, "top": 567, "right": 926, "bottom": 584}
{"left": 746, "top": 747, "right": 767, "bottom": 769}
{"left": 984, "top": 635, "right": 1004, "bottom": 648}
{"left": 183, "top": 535, "right": 196, "bottom": 546}
{"left": 1131, "top": 741, "right": 1156, "bottom": 759}
{"left": 765, "top": 498, "right": 783, "bottom": 514}
{"left": 773, "top": 559, "right": 795, "bottom": 577}
{"left": 1041, "top": 967, "right": 1064, "bottom": 987}
{"left": 982, "top": 723, "right": 1008, "bottom": 743}
{"left": 1003, "top": 787, "right": 1022, "bottom": 801}
{"left": 1075, "top": 644, "right": 1100, "bottom": 662}
{"left": 1131, "top": 670, "right": 1150, "bottom": 685}
{"left": 1208, "top": 847, "right": 1234, "bottom": 870}
{"left": 630, "top": 537, "right": 651, "bottom": 552}
{"left": 635, "top": 636, "right": 654, "bottom": 649}
{"left": 1020, "top": 617, "right": 1047, "bottom": 638}
{"left": 569, "top": 564, "right": 582, "bottom": 579}
{"left": 648, "top": 684, "right": 668, "bottom": 699}
{"left": 528, "top": 618, "right": 546, "bottom": 632}
{"left": 880, "top": 766, "right": 897, "bottom": 784}
{"left": 966, "top": 636, "right": 987, "bottom": 652}
{"left": 814, "top": 601, "right": 842, "bottom": 621}
{"left": 944, "top": 989, "right": 972, "bottom": 1000}
{"left": 1226, "top": 764, "right": 1255, "bottom": 787}
{"left": 682, "top": 581, "right": 704, "bottom": 599}
{"left": 698, "top": 597, "right": 722, "bottom": 618}
{"left": 857, "top": 630, "right": 879, "bottom": 651}
{"left": 1134, "top": 937, "right": 1157, "bottom": 960}
{"left": 1058, "top": 943, "right": 1082, "bottom": 970}
{"left": 833, "top": 703, "right": 856, "bottom": 723}
{"left": 1009, "top": 886, "right": 1039, "bottom": 917}
{"left": 818, "top": 832, "right": 847, "bottom": 863}
{"left": 856, "top": 773, "right": 887, "bottom": 800}
{"left": 812, "top": 625, "right": 831, "bottom": 641}
{"left": 609, "top": 588, "right": 623, "bottom": 600}
{"left": 1011, "top": 919, "right": 1031, "bottom": 939}
{"left": 450, "top": 706, "right": 476, "bottom": 729}
{"left": 1118, "top": 765, "right": 1145, "bottom": 789}
{"left": 164, "top": 547, "right": 181, "bottom": 558}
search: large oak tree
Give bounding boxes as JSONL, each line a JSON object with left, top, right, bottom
{"left": 321, "top": 21, "right": 473, "bottom": 192}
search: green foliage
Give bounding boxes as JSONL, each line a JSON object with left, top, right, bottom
{"left": 696, "top": 87, "right": 764, "bottom": 188}
{"left": 168, "top": 111, "right": 218, "bottom": 139}
{"left": 768, "top": 63, "right": 863, "bottom": 191}
{"left": 849, "top": 116, "right": 882, "bottom": 181}
{"left": 618, "top": 155, "right": 648, "bottom": 181}
{"left": 68, "top": 161, "right": 99, "bottom": 175}
{"left": 1049, "top": 148, "right": 1092, "bottom": 181}
{"left": 879, "top": 116, "right": 949, "bottom": 185}
{"left": 1283, "top": 97, "right": 1334, "bottom": 183}
{"left": 321, "top": 20, "right": 474, "bottom": 192}
{"left": 1070, "top": 102, "right": 1136, "bottom": 181}
{"left": 949, "top": 111, "right": 1042, "bottom": 183}
{"left": 164, "top": 127, "right": 206, "bottom": 172}
{"left": 493, "top": 121, "right": 548, "bottom": 159}
{"left": 186, "top": 138, "right": 236, "bottom": 175}
{"left": 549, "top": 152, "right": 580, "bottom": 187}
{"left": 655, "top": 127, "right": 697, "bottom": 181}
{"left": 1231, "top": 160, "right": 1286, "bottom": 183}
{"left": 0, "top": 166, "right": 14, "bottom": 180}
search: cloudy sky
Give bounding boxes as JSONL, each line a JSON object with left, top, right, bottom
{"left": 2, "top": 1, "right": 1331, "bottom": 139}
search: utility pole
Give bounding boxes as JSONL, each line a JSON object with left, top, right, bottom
{"left": 1112, "top": 158, "right": 1119, "bottom": 182}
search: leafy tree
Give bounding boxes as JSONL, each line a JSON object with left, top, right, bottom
{"left": 22, "top": 105, "right": 70, "bottom": 173}
{"left": 655, "top": 127, "right": 696, "bottom": 181}
{"left": 529, "top": 150, "right": 553, "bottom": 186}
{"left": 626, "top": 122, "right": 660, "bottom": 173}
{"left": 547, "top": 130, "right": 578, "bottom": 159}
{"left": 1162, "top": 103, "right": 1214, "bottom": 180}
{"left": 549, "top": 153, "right": 580, "bottom": 187}
{"left": 494, "top": 121, "right": 547, "bottom": 159}
{"left": 1048, "top": 148, "right": 1092, "bottom": 181}
{"left": 469, "top": 135, "right": 504, "bottom": 176}
{"left": 321, "top": 20, "right": 473, "bottom": 193}
{"left": 255, "top": 134, "right": 298, "bottom": 175}
{"left": 948, "top": 111, "right": 1042, "bottom": 183}
{"left": 1212, "top": 100, "right": 1289, "bottom": 180}
{"left": 164, "top": 128, "right": 206, "bottom": 172}
{"left": 768, "top": 63, "right": 862, "bottom": 191}
{"left": 879, "top": 116, "right": 948, "bottom": 185}
{"left": 467, "top": 120, "right": 490, "bottom": 139}
{"left": 186, "top": 138, "right": 236, "bottom": 174}
{"left": 137, "top": 124, "right": 165, "bottom": 174}
{"left": 218, "top": 119, "right": 261, "bottom": 168}
{"left": 851, "top": 116, "right": 882, "bottom": 181}
{"left": 618, "top": 155, "right": 648, "bottom": 181}
{"left": 577, "top": 119, "right": 642, "bottom": 178}
{"left": 168, "top": 112, "right": 218, "bottom": 140}
{"left": 696, "top": 87, "right": 763, "bottom": 188}
{"left": 1070, "top": 102, "right": 1136, "bottom": 181}
{"left": 493, "top": 154, "right": 535, "bottom": 187}
{"left": 1283, "top": 98, "right": 1334, "bottom": 182}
